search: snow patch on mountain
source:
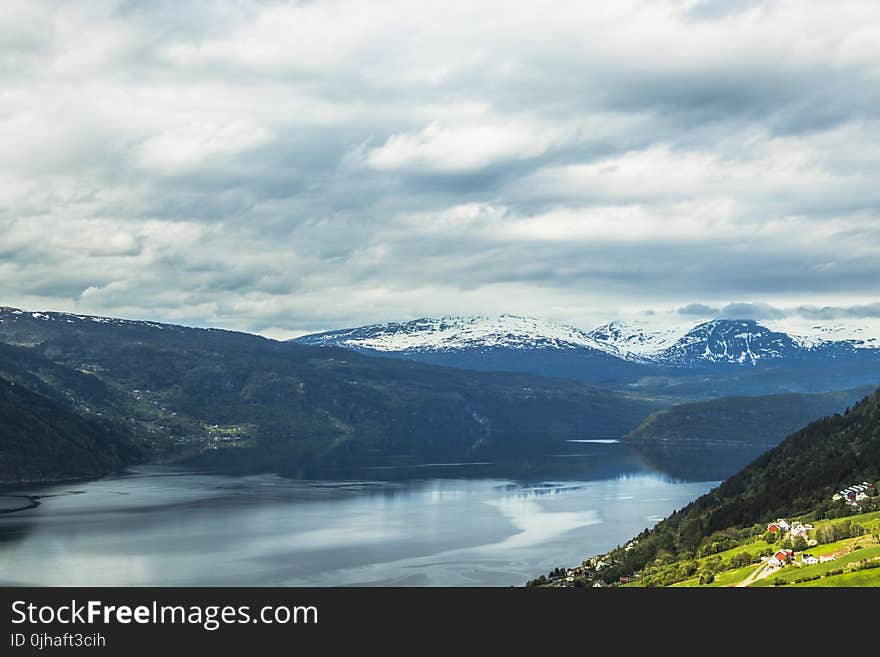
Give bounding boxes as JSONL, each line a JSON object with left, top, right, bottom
{"left": 0, "top": 306, "right": 176, "bottom": 332}
{"left": 765, "top": 319, "right": 880, "bottom": 350}
{"left": 296, "top": 314, "right": 618, "bottom": 354}
{"left": 586, "top": 321, "right": 690, "bottom": 358}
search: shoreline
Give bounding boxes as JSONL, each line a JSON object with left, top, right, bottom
{"left": 0, "top": 494, "right": 40, "bottom": 514}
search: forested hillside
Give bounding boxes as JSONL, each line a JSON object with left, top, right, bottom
{"left": 0, "top": 376, "right": 144, "bottom": 483}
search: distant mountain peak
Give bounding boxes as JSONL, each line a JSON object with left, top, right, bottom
{"left": 652, "top": 319, "right": 792, "bottom": 365}
{"left": 294, "top": 314, "right": 880, "bottom": 370}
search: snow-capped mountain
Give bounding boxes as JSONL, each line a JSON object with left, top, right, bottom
{"left": 765, "top": 320, "right": 880, "bottom": 351}
{"left": 586, "top": 321, "right": 689, "bottom": 359}
{"left": 293, "top": 315, "right": 656, "bottom": 385}
{"left": 292, "top": 315, "right": 880, "bottom": 394}
{"left": 651, "top": 319, "right": 878, "bottom": 366}
{"left": 653, "top": 319, "right": 799, "bottom": 366}
{"left": 294, "top": 315, "right": 879, "bottom": 364}
{"left": 295, "top": 314, "right": 617, "bottom": 355}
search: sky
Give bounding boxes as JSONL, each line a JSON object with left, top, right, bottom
{"left": 2, "top": 0, "right": 880, "bottom": 339}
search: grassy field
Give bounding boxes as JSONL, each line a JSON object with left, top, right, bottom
{"left": 809, "top": 509, "right": 880, "bottom": 528}
{"left": 792, "top": 567, "right": 880, "bottom": 587}
{"left": 804, "top": 510, "right": 880, "bottom": 539}
{"left": 708, "top": 539, "right": 773, "bottom": 563}
{"left": 707, "top": 564, "right": 759, "bottom": 587}
{"left": 809, "top": 536, "right": 870, "bottom": 557}
{"left": 750, "top": 543, "right": 880, "bottom": 586}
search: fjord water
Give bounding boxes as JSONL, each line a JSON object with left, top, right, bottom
{"left": 0, "top": 448, "right": 715, "bottom": 587}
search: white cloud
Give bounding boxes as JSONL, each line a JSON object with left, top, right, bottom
{"left": 365, "top": 120, "right": 565, "bottom": 173}
{"left": 137, "top": 121, "right": 273, "bottom": 174}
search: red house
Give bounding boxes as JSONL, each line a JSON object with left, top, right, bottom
{"left": 767, "top": 523, "right": 780, "bottom": 533}
{"left": 774, "top": 549, "right": 793, "bottom": 562}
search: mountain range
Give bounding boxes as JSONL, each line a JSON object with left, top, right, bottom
{"left": 294, "top": 315, "right": 880, "bottom": 396}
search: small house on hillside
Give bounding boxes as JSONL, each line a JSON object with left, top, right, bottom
{"left": 790, "top": 522, "right": 812, "bottom": 538}
{"left": 801, "top": 554, "right": 819, "bottom": 565}
{"left": 768, "top": 519, "right": 790, "bottom": 533}
{"left": 769, "top": 549, "right": 794, "bottom": 567}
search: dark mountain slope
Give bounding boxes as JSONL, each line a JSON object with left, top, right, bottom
{"left": 621, "top": 386, "right": 875, "bottom": 479}
{"left": 680, "top": 389, "right": 880, "bottom": 534}
{"left": 0, "top": 376, "right": 144, "bottom": 484}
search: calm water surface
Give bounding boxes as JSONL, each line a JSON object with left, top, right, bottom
{"left": 0, "top": 452, "right": 716, "bottom": 586}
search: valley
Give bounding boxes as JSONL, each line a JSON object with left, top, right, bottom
{"left": 2, "top": 306, "right": 878, "bottom": 486}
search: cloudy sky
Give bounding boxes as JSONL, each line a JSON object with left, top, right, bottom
{"left": 2, "top": 0, "right": 880, "bottom": 338}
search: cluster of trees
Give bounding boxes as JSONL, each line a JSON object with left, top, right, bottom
{"left": 697, "top": 533, "right": 738, "bottom": 557}
{"left": 763, "top": 533, "right": 809, "bottom": 552}
{"left": 815, "top": 518, "right": 866, "bottom": 544}
{"left": 525, "top": 566, "right": 574, "bottom": 587}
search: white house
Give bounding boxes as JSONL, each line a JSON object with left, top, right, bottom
{"left": 801, "top": 554, "right": 819, "bottom": 565}
{"left": 790, "top": 522, "right": 808, "bottom": 538}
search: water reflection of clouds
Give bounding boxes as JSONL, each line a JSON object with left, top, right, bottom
{"left": 0, "top": 469, "right": 718, "bottom": 586}
{"left": 481, "top": 498, "right": 601, "bottom": 552}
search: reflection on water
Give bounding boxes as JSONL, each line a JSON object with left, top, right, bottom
{"left": 0, "top": 448, "right": 718, "bottom": 587}
{"left": 566, "top": 439, "right": 620, "bottom": 444}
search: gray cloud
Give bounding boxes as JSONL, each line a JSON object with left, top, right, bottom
{"left": 718, "top": 302, "right": 786, "bottom": 321}
{"left": 794, "top": 303, "right": 880, "bottom": 320}
{"left": 678, "top": 301, "right": 880, "bottom": 323}
{"left": 678, "top": 303, "right": 720, "bottom": 316}
{"left": 1, "top": 1, "right": 879, "bottom": 338}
